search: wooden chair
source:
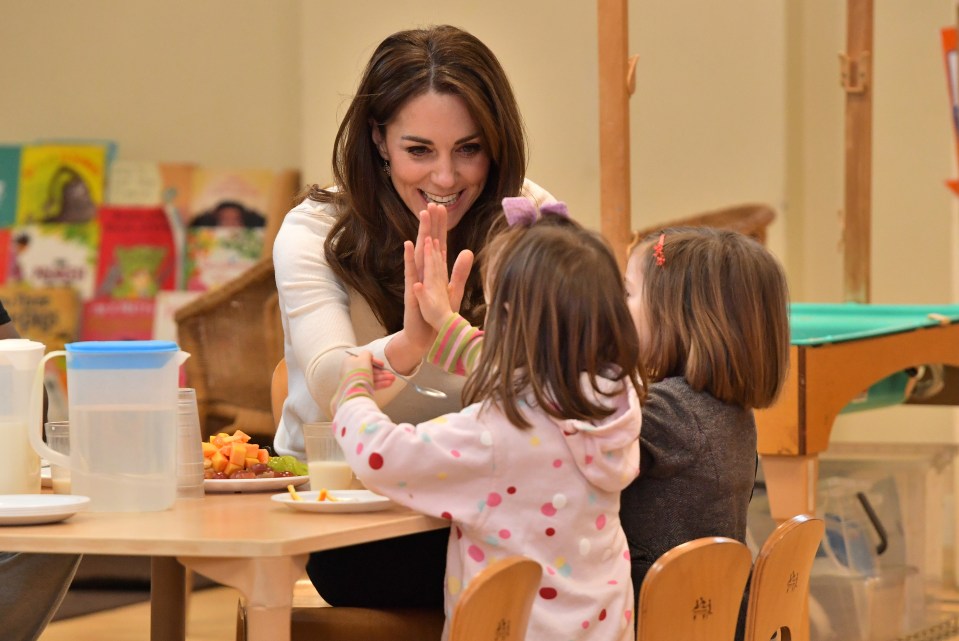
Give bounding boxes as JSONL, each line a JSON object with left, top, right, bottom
{"left": 637, "top": 537, "right": 752, "bottom": 641}
{"left": 743, "top": 514, "right": 825, "bottom": 641}
{"left": 449, "top": 556, "right": 542, "bottom": 641}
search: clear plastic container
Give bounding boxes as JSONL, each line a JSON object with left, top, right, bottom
{"left": 28, "top": 340, "right": 189, "bottom": 512}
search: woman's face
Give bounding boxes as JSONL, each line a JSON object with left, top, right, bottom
{"left": 624, "top": 251, "right": 651, "bottom": 354}
{"left": 374, "top": 91, "right": 491, "bottom": 230}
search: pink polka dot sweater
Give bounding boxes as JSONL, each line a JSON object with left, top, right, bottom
{"left": 332, "top": 314, "right": 642, "bottom": 641}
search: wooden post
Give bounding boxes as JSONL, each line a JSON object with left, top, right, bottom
{"left": 597, "top": 0, "right": 633, "bottom": 269}
{"left": 840, "top": 0, "right": 873, "bottom": 303}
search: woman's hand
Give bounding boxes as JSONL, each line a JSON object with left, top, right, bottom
{"left": 414, "top": 238, "right": 473, "bottom": 329}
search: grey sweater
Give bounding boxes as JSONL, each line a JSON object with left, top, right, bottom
{"left": 620, "top": 376, "right": 757, "bottom": 592}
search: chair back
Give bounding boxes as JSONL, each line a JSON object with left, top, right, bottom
{"left": 449, "top": 556, "right": 542, "bottom": 641}
{"left": 744, "top": 514, "right": 825, "bottom": 641}
{"left": 637, "top": 537, "right": 752, "bottom": 641}
{"left": 271, "top": 358, "right": 288, "bottom": 427}
{"left": 634, "top": 203, "right": 776, "bottom": 245}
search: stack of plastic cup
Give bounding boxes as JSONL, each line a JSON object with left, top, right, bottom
{"left": 177, "top": 388, "right": 206, "bottom": 498}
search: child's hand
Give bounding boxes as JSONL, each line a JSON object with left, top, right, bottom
{"left": 331, "top": 350, "right": 385, "bottom": 414}
{"left": 370, "top": 356, "right": 396, "bottom": 389}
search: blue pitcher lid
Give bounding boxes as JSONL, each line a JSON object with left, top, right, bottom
{"left": 66, "top": 340, "right": 179, "bottom": 354}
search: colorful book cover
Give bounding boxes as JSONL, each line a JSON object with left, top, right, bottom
{"left": 6, "top": 223, "right": 99, "bottom": 298}
{"left": 0, "top": 285, "right": 80, "bottom": 349}
{"left": 16, "top": 144, "right": 107, "bottom": 225}
{"left": 95, "top": 206, "right": 176, "bottom": 299}
{"left": 0, "top": 146, "right": 21, "bottom": 228}
{"left": 80, "top": 298, "right": 155, "bottom": 341}
{"left": 185, "top": 227, "right": 263, "bottom": 291}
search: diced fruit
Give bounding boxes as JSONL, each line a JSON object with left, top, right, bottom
{"left": 211, "top": 451, "right": 229, "bottom": 473}
{"left": 202, "top": 429, "right": 305, "bottom": 482}
{"left": 229, "top": 443, "right": 247, "bottom": 466}
{"left": 201, "top": 442, "right": 218, "bottom": 457}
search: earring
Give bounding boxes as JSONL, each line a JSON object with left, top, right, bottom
{"left": 382, "top": 159, "right": 391, "bottom": 177}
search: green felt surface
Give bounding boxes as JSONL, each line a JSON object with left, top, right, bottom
{"left": 790, "top": 303, "right": 959, "bottom": 346}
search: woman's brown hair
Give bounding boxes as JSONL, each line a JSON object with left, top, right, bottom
{"left": 307, "top": 25, "right": 527, "bottom": 333}
{"left": 465, "top": 215, "right": 646, "bottom": 428}
{"left": 631, "top": 227, "right": 789, "bottom": 409}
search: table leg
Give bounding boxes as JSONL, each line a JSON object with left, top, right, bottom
{"left": 151, "top": 556, "right": 187, "bottom": 641}
{"left": 177, "top": 554, "right": 308, "bottom": 641}
{"left": 760, "top": 454, "right": 819, "bottom": 521}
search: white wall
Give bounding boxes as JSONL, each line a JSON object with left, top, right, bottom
{"left": 0, "top": 1, "right": 301, "bottom": 170}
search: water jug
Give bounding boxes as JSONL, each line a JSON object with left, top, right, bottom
{"left": 28, "top": 340, "right": 189, "bottom": 512}
{"left": 0, "top": 339, "right": 45, "bottom": 494}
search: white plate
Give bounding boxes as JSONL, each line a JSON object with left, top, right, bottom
{"left": 271, "top": 490, "right": 394, "bottom": 513}
{"left": 0, "top": 495, "right": 90, "bottom": 525}
{"left": 203, "top": 475, "right": 309, "bottom": 494}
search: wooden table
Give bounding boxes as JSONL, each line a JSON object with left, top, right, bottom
{"left": 755, "top": 305, "right": 959, "bottom": 521}
{"left": 0, "top": 492, "right": 446, "bottom": 641}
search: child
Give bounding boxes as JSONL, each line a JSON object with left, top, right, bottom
{"left": 618, "top": 227, "right": 790, "bottom": 610}
{"left": 331, "top": 199, "right": 646, "bottom": 641}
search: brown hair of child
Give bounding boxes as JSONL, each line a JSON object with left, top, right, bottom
{"left": 465, "top": 215, "right": 647, "bottom": 428}
{"left": 629, "top": 226, "right": 789, "bottom": 409}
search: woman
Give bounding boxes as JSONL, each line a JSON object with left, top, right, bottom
{"left": 273, "top": 25, "right": 554, "bottom": 607}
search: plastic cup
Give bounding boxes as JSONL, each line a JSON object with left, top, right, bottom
{"left": 303, "top": 422, "right": 352, "bottom": 491}
{"left": 44, "top": 421, "right": 71, "bottom": 494}
{"left": 177, "top": 388, "right": 205, "bottom": 498}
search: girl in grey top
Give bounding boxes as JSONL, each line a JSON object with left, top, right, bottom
{"left": 620, "top": 228, "right": 791, "bottom": 633}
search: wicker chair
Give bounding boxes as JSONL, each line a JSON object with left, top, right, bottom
{"left": 634, "top": 203, "right": 776, "bottom": 245}
{"left": 175, "top": 257, "right": 282, "bottom": 439}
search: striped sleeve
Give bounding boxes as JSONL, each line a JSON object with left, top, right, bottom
{"left": 427, "top": 313, "right": 483, "bottom": 376}
{"left": 331, "top": 368, "right": 375, "bottom": 413}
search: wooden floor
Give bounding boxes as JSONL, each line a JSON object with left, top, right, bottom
{"left": 39, "top": 586, "right": 240, "bottom": 641}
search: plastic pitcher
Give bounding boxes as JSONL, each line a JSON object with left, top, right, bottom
{"left": 0, "top": 339, "right": 45, "bottom": 494}
{"left": 28, "top": 341, "right": 189, "bottom": 512}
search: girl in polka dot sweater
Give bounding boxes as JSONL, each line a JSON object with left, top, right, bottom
{"left": 331, "top": 199, "right": 646, "bottom": 641}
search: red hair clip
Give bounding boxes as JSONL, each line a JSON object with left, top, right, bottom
{"left": 654, "top": 233, "right": 666, "bottom": 267}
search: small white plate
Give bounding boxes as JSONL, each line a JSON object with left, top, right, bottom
{"left": 0, "top": 495, "right": 90, "bottom": 525}
{"left": 204, "top": 475, "right": 309, "bottom": 494}
{"left": 271, "top": 490, "right": 394, "bottom": 513}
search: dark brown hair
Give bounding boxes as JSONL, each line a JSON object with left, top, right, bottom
{"left": 307, "top": 25, "right": 527, "bottom": 333}
{"left": 630, "top": 227, "right": 789, "bottom": 409}
{"left": 465, "top": 215, "right": 646, "bottom": 428}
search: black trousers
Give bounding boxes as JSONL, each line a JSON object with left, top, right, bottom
{"left": 306, "top": 528, "right": 449, "bottom": 608}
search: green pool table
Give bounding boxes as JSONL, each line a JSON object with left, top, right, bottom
{"left": 756, "top": 302, "right": 959, "bottom": 521}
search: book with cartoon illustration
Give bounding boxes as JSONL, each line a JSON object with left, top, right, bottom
{"left": 16, "top": 143, "right": 107, "bottom": 225}
{"left": 5, "top": 223, "right": 99, "bottom": 298}
{"left": 95, "top": 205, "right": 176, "bottom": 299}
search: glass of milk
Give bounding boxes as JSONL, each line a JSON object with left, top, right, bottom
{"left": 303, "top": 422, "right": 352, "bottom": 491}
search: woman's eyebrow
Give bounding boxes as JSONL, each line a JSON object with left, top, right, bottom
{"left": 400, "top": 133, "right": 482, "bottom": 145}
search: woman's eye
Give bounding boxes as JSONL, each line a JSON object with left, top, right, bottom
{"left": 458, "top": 143, "right": 482, "bottom": 156}
{"left": 405, "top": 146, "right": 431, "bottom": 157}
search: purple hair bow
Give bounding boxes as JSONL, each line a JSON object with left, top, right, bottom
{"left": 502, "top": 197, "right": 570, "bottom": 227}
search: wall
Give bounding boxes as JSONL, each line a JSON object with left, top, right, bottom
{"left": 0, "top": 1, "right": 301, "bottom": 170}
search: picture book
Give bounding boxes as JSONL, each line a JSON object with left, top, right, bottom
{"left": 0, "top": 146, "right": 20, "bottom": 228}
{"left": 80, "top": 298, "right": 155, "bottom": 341}
{"left": 16, "top": 143, "right": 108, "bottom": 225}
{"left": 95, "top": 205, "right": 176, "bottom": 299}
{"left": 0, "top": 285, "right": 80, "bottom": 350}
{"left": 6, "top": 223, "right": 99, "bottom": 299}
{"left": 185, "top": 226, "right": 263, "bottom": 291}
